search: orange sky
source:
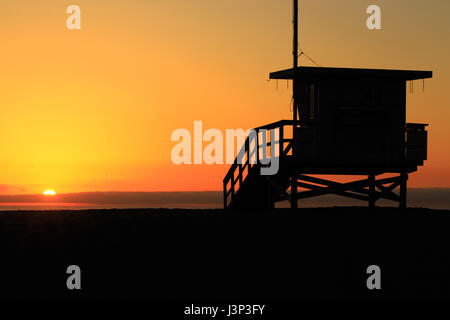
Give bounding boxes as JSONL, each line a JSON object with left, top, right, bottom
{"left": 0, "top": 0, "right": 449, "bottom": 194}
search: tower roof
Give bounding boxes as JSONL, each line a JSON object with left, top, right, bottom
{"left": 270, "top": 66, "right": 432, "bottom": 81}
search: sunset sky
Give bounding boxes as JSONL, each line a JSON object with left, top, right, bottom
{"left": 0, "top": 0, "right": 449, "bottom": 195}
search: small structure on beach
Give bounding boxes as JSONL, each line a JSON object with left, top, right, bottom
{"left": 223, "top": 1, "right": 432, "bottom": 210}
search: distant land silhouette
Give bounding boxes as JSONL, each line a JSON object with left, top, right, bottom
{"left": 0, "top": 189, "right": 449, "bottom": 211}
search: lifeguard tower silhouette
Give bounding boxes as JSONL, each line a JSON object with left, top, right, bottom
{"left": 223, "top": 1, "right": 432, "bottom": 210}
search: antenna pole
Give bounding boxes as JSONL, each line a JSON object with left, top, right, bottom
{"left": 293, "top": 0, "right": 299, "bottom": 122}
{"left": 293, "top": 0, "right": 298, "bottom": 69}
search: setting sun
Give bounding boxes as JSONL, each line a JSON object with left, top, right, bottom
{"left": 43, "top": 190, "right": 56, "bottom": 196}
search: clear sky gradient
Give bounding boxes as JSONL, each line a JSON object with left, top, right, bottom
{"left": 0, "top": 0, "right": 449, "bottom": 194}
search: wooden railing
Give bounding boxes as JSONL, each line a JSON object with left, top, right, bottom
{"left": 223, "top": 120, "right": 304, "bottom": 209}
{"left": 406, "top": 123, "right": 428, "bottom": 165}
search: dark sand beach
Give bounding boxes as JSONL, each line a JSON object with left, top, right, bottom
{"left": 1, "top": 207, "right": 450, "bottom": 300}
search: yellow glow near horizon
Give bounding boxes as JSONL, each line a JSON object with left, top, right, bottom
{"left": 43, "top": 190, "right": 56, "bottom": 196}
{"left": 0, "top": 1, "right": 449, "bottom": 194}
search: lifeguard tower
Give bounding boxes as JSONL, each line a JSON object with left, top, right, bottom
{"left": 223, "top": 1, "right": 432, "bottom": 210}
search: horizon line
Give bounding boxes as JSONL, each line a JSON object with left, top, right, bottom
{"left": 1, "top": 187, "right": 450, "bottom": 196}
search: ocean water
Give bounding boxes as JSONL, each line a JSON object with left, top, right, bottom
{"left": 276, "top": 188, "right": 450, "bottom": 210}
{"left": 0, "top": 189, "right": 449, "bottom": 211}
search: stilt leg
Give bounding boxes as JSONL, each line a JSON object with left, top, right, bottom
{"left": 369, "top": 174, "right": 375, "bottom": 209}
{"left": 400, "top": 172, "right": 408, "bottom": 209}
{"left": 290, "top": 173, "right": 298, "bottom": 210}
{"left": 266, "top": 177, "right": 274, "bottom": 210}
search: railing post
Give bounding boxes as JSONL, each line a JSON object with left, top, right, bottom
{"left": 256, "top": 130, "right": 260, "bottom": 165}
{"left": 223, "top": 181, "right": 227, "bottom": 209}
{"left": 279, "top": 125, "right": 284, "bottom": 160}
{"left": 239, "top": 164, "right": 243, "bottom": 186}
{"left": 245, "top": 138, "right": 251, "bottom": 169}
{"left": 261, "top": 130, "right": 267, "bottom": 162}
